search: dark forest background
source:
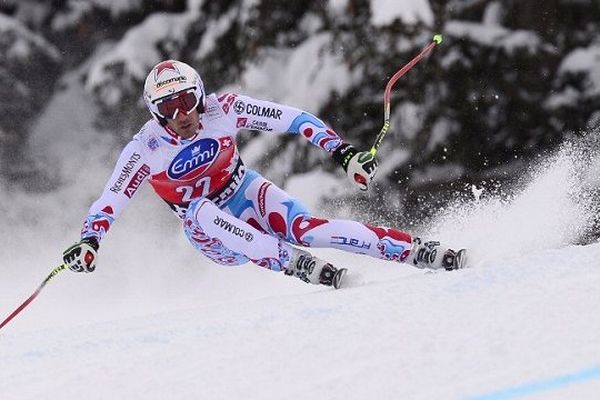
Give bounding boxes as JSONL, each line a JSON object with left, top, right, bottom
{"left": 1, "top": 0, "right": 599, "bottom": 224}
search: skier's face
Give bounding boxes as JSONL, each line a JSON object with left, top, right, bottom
{"left": 166, "top": 108, "right": 200, "bottom": 139}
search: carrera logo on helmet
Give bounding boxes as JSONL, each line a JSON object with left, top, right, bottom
{"left": 168, "top": 138, "right": 219, "bottom": 180}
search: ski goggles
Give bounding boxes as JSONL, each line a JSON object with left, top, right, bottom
{"left": 154, "top": 89, "right": 200, "bottom": 120}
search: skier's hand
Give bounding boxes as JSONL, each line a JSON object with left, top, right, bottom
{"left": 347, "top": 151, "right": 378, "bottom": 190}
{"left": 333, "top": 143, "right": 378, "bottom": 191}
{"left": 63, "top": 237, "right": 99, "bottom": 273}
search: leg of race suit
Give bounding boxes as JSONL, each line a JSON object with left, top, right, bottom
{"left": 183, "top": 198, "right": 293, "bottom": 271}
{"left": 220, "top": 170, "right": 414, "bottom": 263}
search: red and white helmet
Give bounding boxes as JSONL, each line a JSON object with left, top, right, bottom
{"left": 143, "top": 60, "right": 205, "bottom": 122}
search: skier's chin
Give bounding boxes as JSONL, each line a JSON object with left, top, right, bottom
{"left": 176, "top": 121, "right": 198, "bottom": 138}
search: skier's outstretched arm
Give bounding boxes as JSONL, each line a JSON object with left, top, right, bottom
{"left": 218, "top": 93, "right": 378, "bottom": 190}
{"left": 62, "top": 139, "right": 151, "bottom": 273}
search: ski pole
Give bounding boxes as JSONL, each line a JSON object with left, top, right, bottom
{"left": 0, "top": 263, "right": 67, "bottom": 331}
{"left": 370, "top": 34, "right": 443, "bottom": 157}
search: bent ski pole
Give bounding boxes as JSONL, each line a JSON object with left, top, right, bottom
{"left": 0, "top": 263, "right": 67, "bottom": 331}
{"left": 370, "top": 34, "right": 443, "bottom": 157}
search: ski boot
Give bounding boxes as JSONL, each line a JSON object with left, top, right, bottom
{"left": 407, "top": 237, "right": 467, "bottom": 271}
{"left": 285, "top": 248, "right": 347, "bottom": 289}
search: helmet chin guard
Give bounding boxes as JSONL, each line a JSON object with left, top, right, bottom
{"left": 143, "top": 60, "right": 205, "bottom": 124}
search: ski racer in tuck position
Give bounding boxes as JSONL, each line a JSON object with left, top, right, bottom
{"left": 62, "top": 60, "right": 466, "bottom": 289}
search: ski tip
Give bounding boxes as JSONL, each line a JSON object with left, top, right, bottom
{"left": 433, "top": 34, "right": 443, "bottom": 45}
{"left": 332, "top": 268, "right": 348, "bottom": 289}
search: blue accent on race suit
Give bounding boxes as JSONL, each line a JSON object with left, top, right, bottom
{"left": 287, "top": 112, "right": 325, "bottom": 134}
{"left": 281, "top": 199, "right": 310, "bottom": 242}
{"left": 288, "top": 112, "right": 341, "bottom": 152}
{"left": 220, "top": 169, "right": 261, "bottom": 218}
{"left": 379, "top": 239, "right": 407, "bottom": 260}
{"left": 219, "top": 169, "right": 310, "bottom": 244}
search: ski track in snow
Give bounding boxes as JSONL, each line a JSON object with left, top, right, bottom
{"left": 3, "top": 64, "right": 600, "bottom": 400}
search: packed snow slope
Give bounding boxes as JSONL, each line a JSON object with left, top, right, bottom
{"left": 2, "top": 64, "right": 600, "bottom": 400}
{"left": 2, "top": 217, "right": 600, "bottom": 400}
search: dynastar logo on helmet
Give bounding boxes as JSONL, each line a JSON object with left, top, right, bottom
{"left": 168, "top": 138, "right": 219, "bottom": 180}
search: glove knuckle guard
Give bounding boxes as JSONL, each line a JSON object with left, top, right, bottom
{"left": 63, "top": 238, "right": 99, "bottom": 273}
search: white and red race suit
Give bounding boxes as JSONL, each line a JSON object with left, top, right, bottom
{"left": 81, "top": 93, "right": 413, "bottom": 270}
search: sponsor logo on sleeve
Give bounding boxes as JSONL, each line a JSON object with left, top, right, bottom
{"left": 238, "top": 102, "right": 283, "bottom": 119}
{"left": 236, "top": 117, "right": 273, "bottom": 132}
{"left": 110, "top": 152, "right": 141, "bottom": 194}
{"left": 124, "top": 164, "right": 151, "bottom": 198}
{"left": 233, "top": 100, "right": 246, "bottom": 114}
{"left": 206, "top": 102, "right": 222, "bottom": 118}
{"left": 246, "top": 120, "right": 273, "bottom": 131}
{"left": 236, "top": 117, "right": 248, "bottom": 128}
{"left": 234, "top": 117, "right": 273, "bottom": 132}
{"left": 221, "top": 94, "right": 238, "bottom": 114}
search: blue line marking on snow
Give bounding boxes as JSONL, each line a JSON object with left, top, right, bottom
{"left": 467, "top": 364, "right": 600, "bottom": 400}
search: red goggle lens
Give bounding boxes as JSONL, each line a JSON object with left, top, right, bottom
{"left": 156, "top": 90, "right": 199, "bottom": 119}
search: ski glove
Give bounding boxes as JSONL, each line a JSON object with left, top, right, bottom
{"left": 63, "top": 237, "right": 99, "bottom": 273}
{"left": 333, "top": 143, "right": 378, "bottom": 191}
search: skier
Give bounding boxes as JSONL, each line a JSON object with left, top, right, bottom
{"left": 62, "top": 60, "right": 466, "bottom": 289}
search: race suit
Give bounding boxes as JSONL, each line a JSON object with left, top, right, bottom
{"left": 80, "top": 93, "right": 413, "bottom": 270}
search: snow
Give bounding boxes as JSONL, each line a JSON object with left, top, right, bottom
{"left": 557, "top": 44, "right": 600, "bottom": 98}
{"left": 3, "top": 26, "right": 600, "bottom": 400}
{"left": 87, "top": 0, "right": 143, "bottom": 17}
{"left": 328, "top": 0, "right": 350, "bottom": 16}
{"left": 370, "top": 0, "right": 434, "bottom": 27}
{"left": 285, "top": 169, "right": 353, "bottom": 211}
{"left": 445, "top": 20, "right": 541, "bottom": 55}
{"left": 330, "top": 0, "right": 434, "bottom": 26}
{"left": 195, "top": 8, "right": 239, "bottom": 59}
{"left": 85, "top": 10, "right": 199, "bottom": 107}
{"left": 2, "top": 241, "right": 600, "bottom": 399}
{"left": 482, "top": 1, "right": 504, "bottom": 26}
{"left": 51, "top": 0, "right": 143, "bottom": 29}
{"left": 240, "top": 33, "right": 355, "bottom": 113}
{"left": 195, "top": 0, "right": 259, "bottom": 60}
{"left": 0, "top": 13, "right": 61, "bottom": 61}
{"left": 377, "top": 148, "right": 410, "bottom": 177}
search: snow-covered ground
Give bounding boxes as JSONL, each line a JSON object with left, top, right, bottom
{"left": 2, "top": 227, "right": 600, "bottom": 400}
{"left": 3, "top": 44, "right": 600, "bottom": 400}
